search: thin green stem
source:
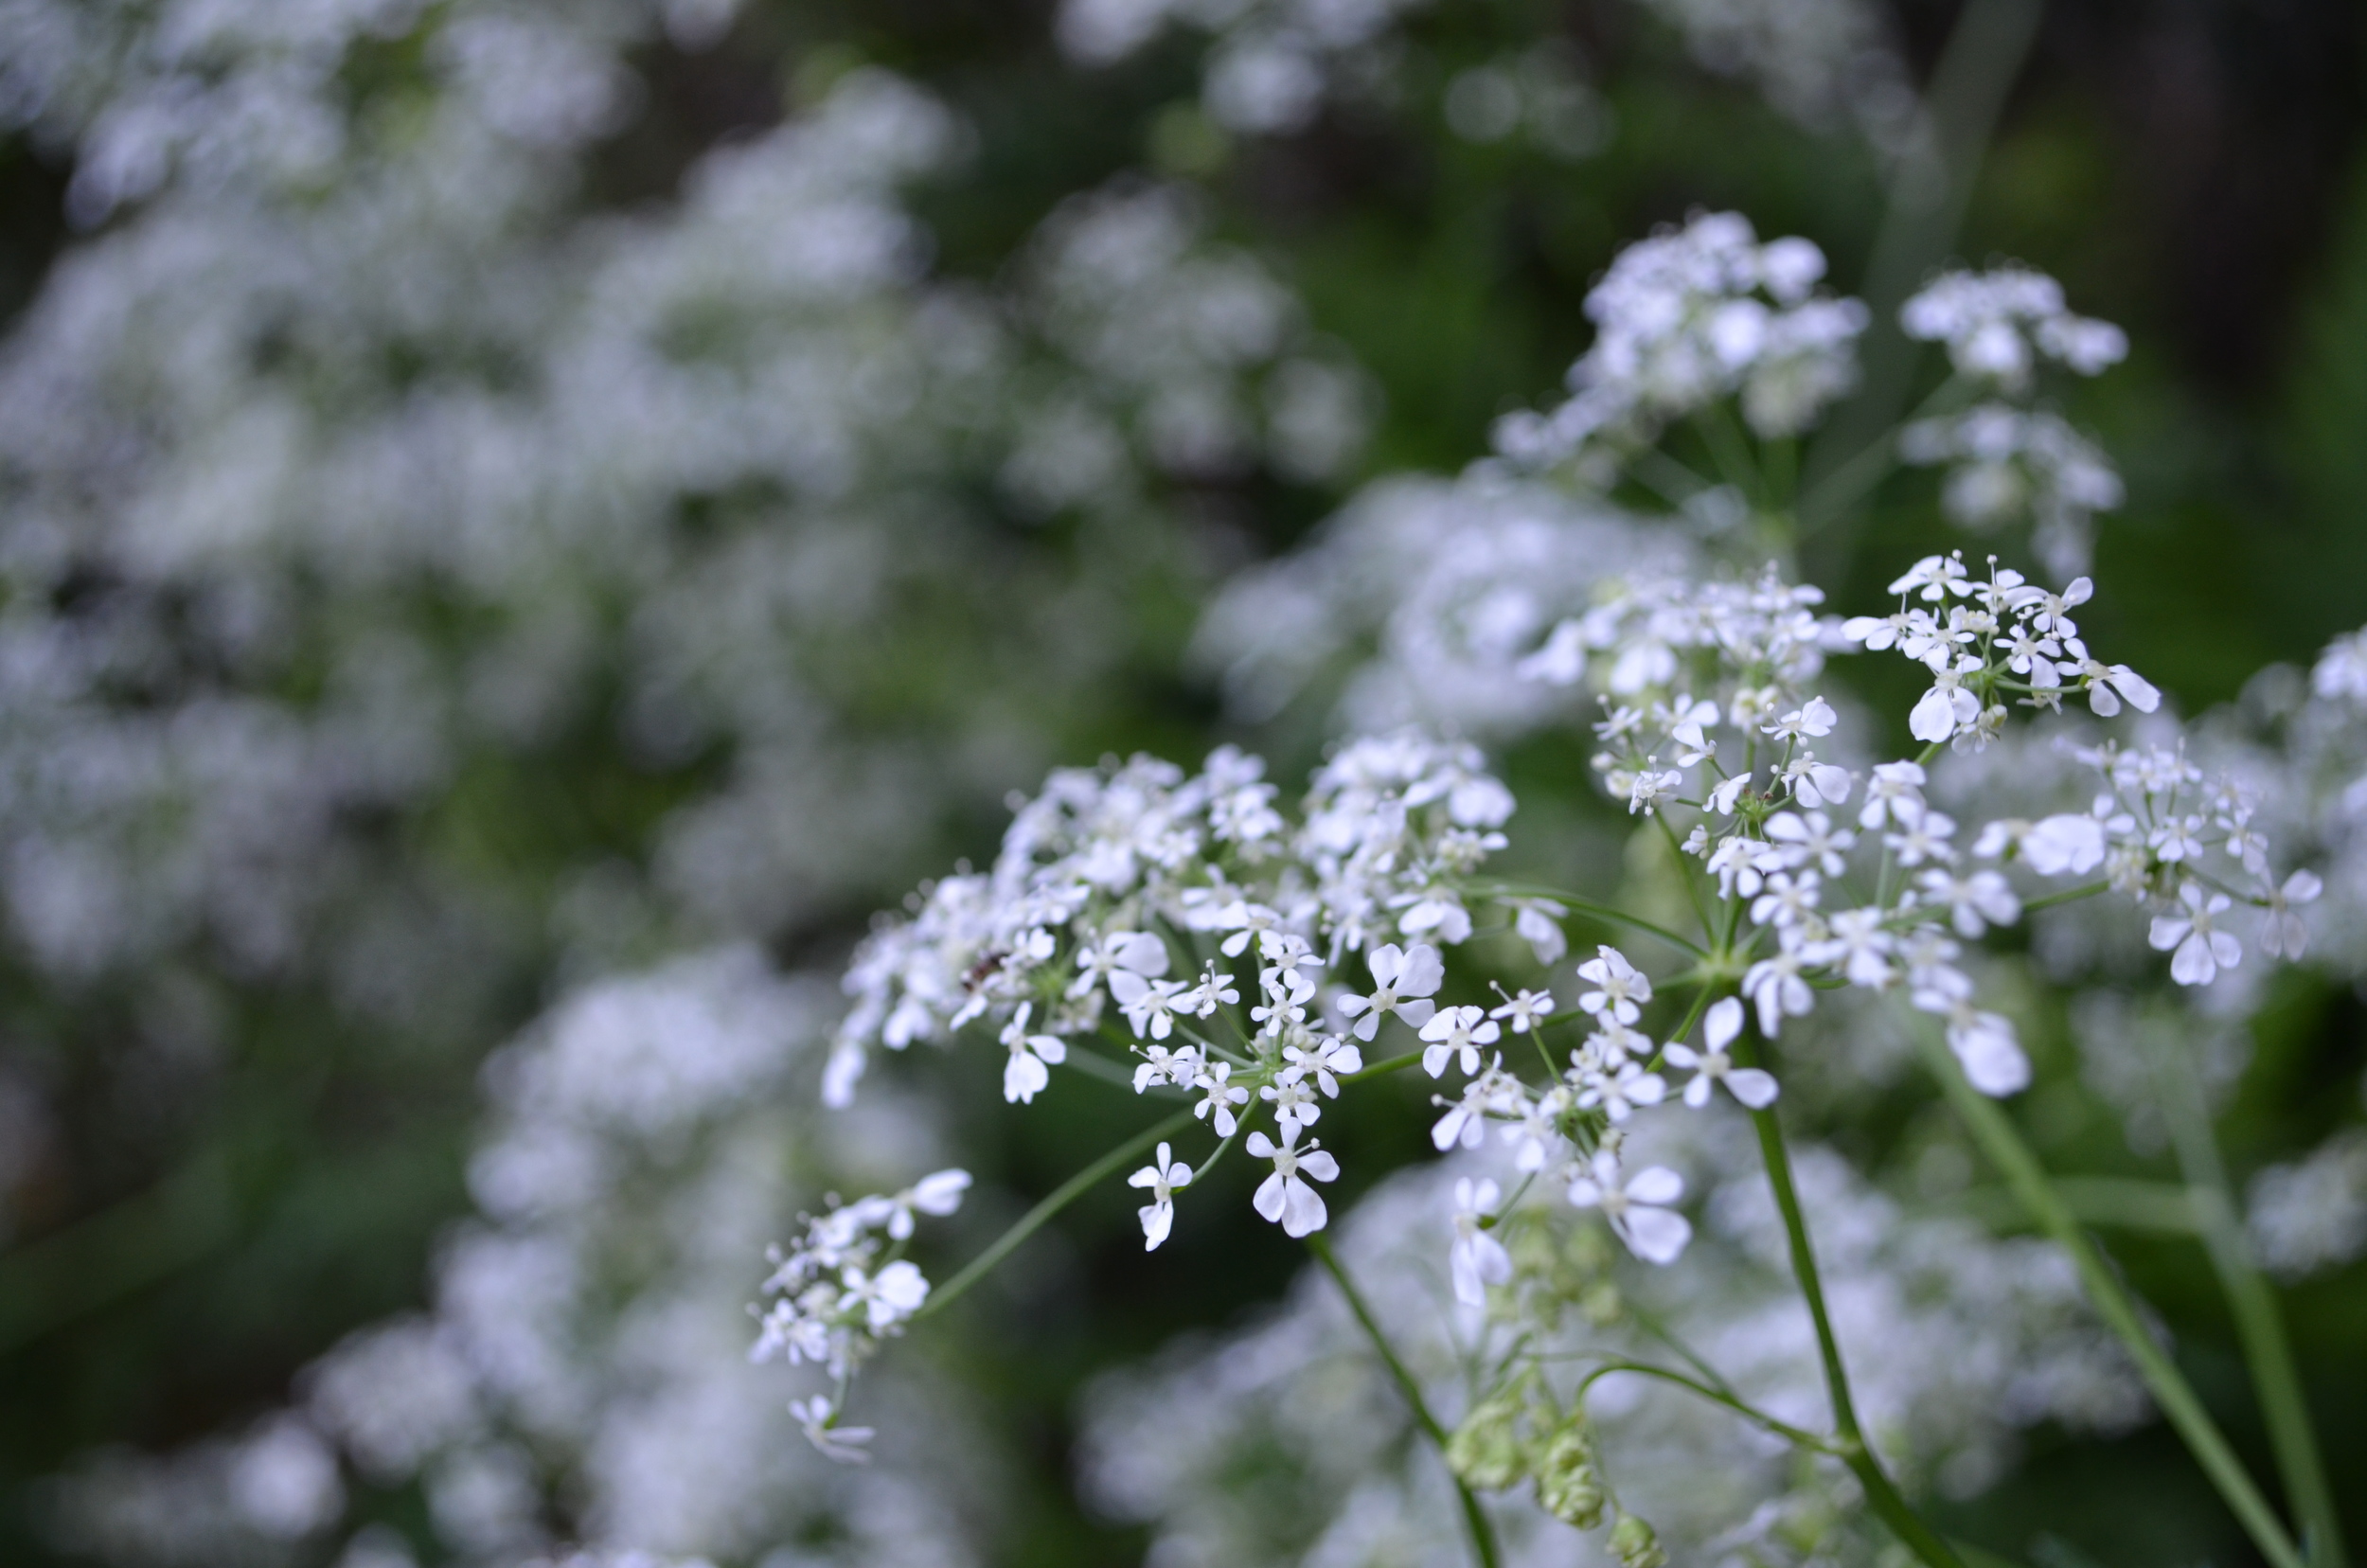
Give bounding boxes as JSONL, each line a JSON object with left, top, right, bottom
{"left": 916, "top": 1109, "right": 1195, "bottom": 1322}
{"left": 1575, "top": 1358, "right": 1837, "bottom": 1454}
{"left": 2021, "top": 880, "right": 2111, "bottom": 914}
{"left": 1344, "top": 1048, "right": 1428, "bottom": 1084}
{"left": 1914, "top": 1026, "right": 2306, "bottom": 1568}
{"left": 1475, "top": 882, "right": 1707, "bottom": 959}
{"left": 1307, "top": 1234, "right": 1503, "bottom": 1568}
{"left": 2153, "top": 1039, "right": 2345, "bottom": 1568}
{"left": 1736, "top": 1030, "right": 1966, "bottom": 1568}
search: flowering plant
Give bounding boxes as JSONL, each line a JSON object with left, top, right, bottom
{"left": 780, "top": 213, "right": 2342, "bottom": 1568}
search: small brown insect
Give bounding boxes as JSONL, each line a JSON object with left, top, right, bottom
{"left": 961, "top": 950, "right": 1008, "bottom": 991}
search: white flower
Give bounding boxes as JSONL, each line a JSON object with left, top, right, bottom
{"left": 1575, "top": 945, "right": 1652, "bottom": 1023}
{"left": 1512, "top": 899, "right": 1569, "bottom": 964}
{"left": 1910, "top": 657, "right": 1984, "bottom": 742}
{"left": 1766, "top": 810, "right": 1855, "bottom": 876}
{"left": 1742, "top": 948, "right": 1814, "bottom": 1035}
{"left": 842, "top": 1260, "right": 931, "bottom": 1330}
{"left": 1665, "top": 996, "right": 1779, "bottom": 1109}
{"left": 1914, "top": 867, "right": 2020, "bottom": 938}
{"left": 1763, "top": 696, "right": 1838, "bottom": 740}
{"left": 1261, "top": 1075, "right": 1323, "bottom": 1131}
{"left": 1628, "top": 763, "right": 1685, "bottom": 814}
{"left": 1281, "top": 1034, "right": 1364, "bottom": 1096}
{"left": 1811, "top": 906, "right": 1896, "bottom": 988}
{"left": 2259, "top": 869, "right": 2322, "bottom": 961}
{"left": 1247, "top": 1125, "right": 1340, "bottom": 1237}
{"left": 1192, "top": 1062, "right": 1250, "bottom": 1135}
{"left": 1070, "top": 930, "right": 1170, "bottom": 997}
{"left": 1418, "top": 1005, "right": 1501, "bottom": 1078}
{"left": 1572, "top": 1060, "right": 1666, "bottom": 1122}
{"left": 1913, "top": 989, "right": 2030, "bottom": 1095}
{"left": 1129, "top": 1142, "right": 1194, "bottom": 1251}
{"left": 1750, "top": 870, "right": 1822, "bottom": 929}
{"left": 791, "top": 1396, "right": 875, "bottom": 1465}
{"left": 1000, "top": 1004, "right": 1068, "bottom": 1104}
{"left": 1450, "top": 1177, "right": 1514, "bottom": 1306}
{"left": 1488, "top": 987, "right": 1556, "bottom": 1034}
{"left": 1566, "top": 1150, "right": 1692, "bottom": 1264}
{"left": 1336, "top": 942, "right": 1443, "bottom": 1041}
{"left": 2150, "top": 882, "right": 2241, "bottom": 986}
{"left": 1859, "top": 759, "right": 1928, "bottom": 829}
{"left": 854, "top": 1169, "right": 972, "bottom": 1239}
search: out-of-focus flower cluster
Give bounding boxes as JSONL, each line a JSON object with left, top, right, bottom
{"left": 44, "top": 951, "right": 1000, "bottom": 1568}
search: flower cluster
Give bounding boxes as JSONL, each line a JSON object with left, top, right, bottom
{"left": 1899, "top": 266, "right": 2128, "bottom": 392}
{"left": 1492, "top": 211, "right": 1870, "bottom": 476}
{"left": 750, "top": 1169, "right": 970, "bottom": 1460}
{"left": 1898, "top": 407, "right": 2124, "bottom": 580}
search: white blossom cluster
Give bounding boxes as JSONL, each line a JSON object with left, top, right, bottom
{"left": 1079, "top": 1134, "right": 2142, "bottom": 1566}
{"left": 44, "top": 952, "right": 1001, "bottom": 1568}
{"left": 1193, "top": 471, "right": 1693, "bottom": 735}
{"left": 2246, "top": 1125, "right": 2367, "bottom": 1282}
{"left": 750, "top": 1170, "right": 971, "bottom": 1412}
{"left": 1898, "top": 406, "right": 2124, "bottom": 580}
{"left": 1055, "top": 0, "right": 1917, "bottom": 153}
{"left": 1492, "top": 212, "right": 1871, "bottom": 478}
{"left": 1894, "top": 266, "right": 2129, "bottom": 577}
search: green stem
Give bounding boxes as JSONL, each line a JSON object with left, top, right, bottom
{"left": 1736, "top": 1031, "right": 1966, "bottom": 1568}
{"left": 1476, "top": 882, "right": 1707, "bottom": 959}
{"left": 2021, "top": 880, "right": 2111, "bottom": 914}
{"left": 915, "top": 1109, "right": 1195, "bottom": 1322}
{"left": 2153, "top": 1039, "right": 2346, "bottom": 1568}
{"left": 1913, "top": 1027, "right": 2306, "bottom": 1568}
{"left": 1575, "top": 1359, "right": 1836, "bottom": 1453}
{"left": 1307, "top": 1234, "right": 1503, "bottom": 1568}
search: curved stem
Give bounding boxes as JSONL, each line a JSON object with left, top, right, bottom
{"left": 1307, "top": 1234, "right": 1503, "bottom": 1568}
{"left": 1737, "top": 1031, "right": 1966, "bottom": 1568}
{"left": 2021, "top": 879, "right": 2111, "bottom": 914}
{"left": 2153, "top": 1038, "right": 2346, "bottom": 1568}
{"left": 1914, "top": 1026, "right": 2305, "bottom": 1568}
{"left": 915, "top": 1109, "right": 1195, "bottom": 1322}
{"left": 1475, "top": 881, "right": 1708, "bottom": 959}
{"left": 1575, "top": 1358, "right": 1837, "bottom": 1454}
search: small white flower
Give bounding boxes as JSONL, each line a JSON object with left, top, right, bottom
{"left": 1859, "top": 760, "right": 1928, "bottom": 829}
{"left": 1512, "top": 899, "right": 1569, "bottom": 964}
{"left": 1572, "top": 1060, "right": 1666, "bottom": 1123}
{"left": 1750, "top": 870, "right": 1822, "bottom": 929}
{"left": 1910, "top": 657, "right": 1984, "bottom": 743}
{"left": 1450, "top": 1177, "right": 1514, "bottom": 1306}
{"left": 791, "top": 1396, "right": 875, "bottom": 1465}
{"left": 841, "top": 1259, "right": 930, "bottom": 1330}
{"left": 1419, "top": 1005, "right": 1502, "bottom": 1078}
{"left": 2260, "top": 869, "right": 2323, "bottom": 961}
{"left": 1766, "top": 810, "right": 1855, "bottom": 876}
{"left": 1566, "top": 1150, "right": 1692, "bottom": 1264}
{"left": 1742, "top": 948, "right": 1814, "bottom": 1036}
{"left": 1913, "top": 988, "right": 2029, "bottom": 1095}
{"left": 1575, "top": 945, "right": 1652, "bottom": 1023}
{"left": 1128, "top": 1142, "right": 1194, "bottom": 1251}
{"left": 1488, "top": 987, "right": 1556, "bottom": 1034}
{"left": 1337, "top": 942, "right": 1443, "bottom": 1041}
{"left": 1000, "top": 1004, "right": 1068, "bottom": 1104}
{"left": 1281, "top": 1034, "right": 1363, "bottom": 1096}
{"left": 1070, "top": 930, "right": 1171, "bottom": 997}
{"left": 1247, "top": 1125, "right": 1341, "bottom": 1237}
{"left": 1261, "top": 1075, "right": 1323, "bottom": 1132}
{"left": 1664, "top": 997, "right": 1779, "bottom": 1109}
{"left": 1192, "top": 1062, "right": 1250, "bottom": 1135}
{"left": 1914, "top": 867, "right": 2020, "bottom": 938}
{"left": 1763, "top": 696, "right": 1838, "bottom": 741}
{"left": 2150, "top": 882, "right": 2241, "bottom": 986}
{"left": 854, "top": 1169, "right": 972, "bottom": 1239}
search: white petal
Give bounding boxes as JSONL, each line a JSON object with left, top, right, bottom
{"left": 1397, "top": 998, "right": 1437, "bottom": 1030}
{"left": 1140, "top": 1201, "right": 1173, "bottom": 1250}
{"left": 1281, "top": 1176, "right": 1328, "bottom": 1238}
{"left": 1623, "top": 1207, "right": 1693, "bottom": 1265}
{"left": 1704, "top": 996, "right": 1743, "bottom": 1051}
{"left": 1252, "top": 1170, "right": 1288, "bottom": 1223}
{"left": 1726, "top": 1068, "right": 1780, "bottom": 1109}
{"left": 1299, "top": 1149, "right": 1341, "bottom": 1183}
{"left": 1624, "top": 1166, "right": 1685, "bottom": 1205}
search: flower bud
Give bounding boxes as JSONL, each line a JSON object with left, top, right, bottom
{"left": 1445, "top": 1388, "right": 1529, "bottom": 1492}
{"left": 1531, "top": 1412, "right": 1604, "bottom": 1528}
{"left": 1609, "top": 1511, "right": 1668, "bottom": 1568}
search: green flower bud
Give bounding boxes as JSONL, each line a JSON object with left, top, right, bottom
{"left": 1609, "top": 1512, "right": 1668, "bottom": 1568}
{"left": 1445, "top": 1388, "right": 1530, "bottom": 1492}
{"left": 1531, "top": 1412, "right": 1605, "bottom": 1529}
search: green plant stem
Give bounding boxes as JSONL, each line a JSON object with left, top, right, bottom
{"left": 1308, "top": 1234, "right": 1503, "bottom": 1568}
{"left": 916, "top": 1109, "right": 1195, "bottom": 1322}
{"left": 1576, "top": 1358, "right": 1836, "bottom": 1453}
{"left": 1736, "top": 1051, "right": 1966, "bottom": 1568}
{"left": 1913, "top": 1026, "right": 2306, "bottom": 1568}
{"left": 1473, "top": 882, "right": 1707, "bottom": 959}
{"left": 2153, "top": 1041, "right": 2346, "bottom": 1568}
{"left": 1800, "top": 0, "right": 2047, "bottom": 563}
{"left": 2021, "top": 880, "right": 2111, "bottom": 914}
